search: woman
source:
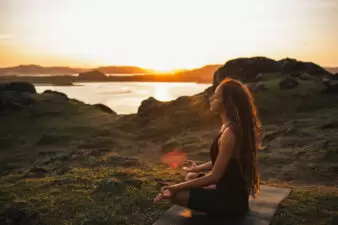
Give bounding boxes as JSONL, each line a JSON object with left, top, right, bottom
{"left": 155, "top": 78, "right": 262, "bottom": 216}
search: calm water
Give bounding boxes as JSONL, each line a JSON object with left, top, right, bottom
{"left": 35, "top": 82, "right": 211, "bottom": 114}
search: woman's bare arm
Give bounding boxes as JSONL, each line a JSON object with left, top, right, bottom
{"left": 194, "top": 161, "right": 212, "bottom": 171}
{"left": 173, "top": 128, "right": 235, "bottom": 189}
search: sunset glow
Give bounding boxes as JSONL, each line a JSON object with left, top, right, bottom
{"left": 1, "top": 0, "right": 337, "bottom": 71}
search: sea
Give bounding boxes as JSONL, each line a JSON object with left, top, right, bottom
{"left": 35, "top": 82, "right": 211, "bottom": 114}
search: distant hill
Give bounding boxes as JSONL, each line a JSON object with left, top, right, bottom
{"left": 0, "top": 58, "right": 334, "bottom": 82}
{"left": 174, "top": 65, "right": 221, "bottom": 82}
{"left": 0, "top": 65, "right": 150, "bottom": 76}
{"left": 325, "top": 67, "right": 338, "bottom": 74}
{"left": 0, "top": 65, "right": 82, "bottom": 75}
{"left": 95, "top": 66, "right": 150, "bottom": 74}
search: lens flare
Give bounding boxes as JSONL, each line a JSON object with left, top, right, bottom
{"left": 160, "top": 149, "right": 186, "bottom": 169}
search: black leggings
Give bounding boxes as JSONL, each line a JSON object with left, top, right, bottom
{"left": 187, "top": 173, "right": 249, "bottom": 216}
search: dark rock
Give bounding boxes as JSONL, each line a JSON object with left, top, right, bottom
{"left": 42, "top": 90, "right": 68, "bottom": 99}
{"left": 212, "top": 57, "right": 330, "bottom": 90}
{"left": 263, "top": 129, "right": 287, "bottom": 142}
{"left": 2, "top": 82, "right": 36, "bottom": 94}
{"left": 93, "top": 103, "right": 116, "bottom": 114}
{"left": 278, "top": 77, "right": 299, "bottom": 90}
{"left": 278, "top": 58, "right": 329, "bottom": 74}
{"left": 1, "top": 202, "right": 42, "bottom": 225}
{"left": 213, "top": 57, "right": 279, "bottom": 88}
{"left": 56, "top": 166, "right": 72, "bottom": 175}
{"left": 78, "top": 70, "right": 107, "bottom": 80}
{"left": 137, "top": 97, "right": 160, "bottom": 117}
{"left": 27, "top": 167, "right": 48, "bottom": 178}
{"left": 320, "top": 80, "right": 338, "bottom": 94}
{"left": 124, "top": 178, "right": 144, "bottom": 188}
{"left": 299, "top": 72, "right": 311, "bottom": 80}
{"left": 0, "top": 83, "right": 6, "bottom": 92}
{"left": 247, "top": 82, "right": 267, "bottom": 92}
{"left": 0, "top": 91, "right": 36, "bottom": 111}
{"left": 255, "top": 73, "right": 264, "bottom": 81}
{"left": 320, "top": 121, "right": 338, "bottom": 129}
{"left": 94, "top": 178, "right": 123, "bottom": 193}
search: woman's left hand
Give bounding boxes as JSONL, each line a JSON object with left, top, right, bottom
{"left": 161, "top": 184, "right": 181, "bottom": 197}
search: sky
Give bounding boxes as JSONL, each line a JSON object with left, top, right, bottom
{"left": 0, "top": 0, "right": 337, "bottom": 71}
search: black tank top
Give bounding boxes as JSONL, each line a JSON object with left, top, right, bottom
{"left": 209, "top": 125, "right": 249, "bottom": 206}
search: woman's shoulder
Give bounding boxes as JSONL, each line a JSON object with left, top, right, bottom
{"left": 219, "top": 124, "right": 237, "bottom": 141}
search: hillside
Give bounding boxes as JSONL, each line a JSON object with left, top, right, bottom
{"left": 1, "top": 59, "right": 338, "bottom": 224}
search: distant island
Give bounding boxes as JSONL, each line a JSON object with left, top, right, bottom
{"left": 0, "top": 57, "right": 335, "bottom": 85}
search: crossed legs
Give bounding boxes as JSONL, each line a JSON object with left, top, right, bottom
{"left": 168, "top": 172, "right": 211, "bottom": 214}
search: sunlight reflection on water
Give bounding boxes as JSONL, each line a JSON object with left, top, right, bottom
{"left": 35, "top": 82, "right": 210, "bottom": 114}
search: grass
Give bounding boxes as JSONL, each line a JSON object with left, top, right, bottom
{"left": 272, "top": 186, "right": 338, "bottom": 225}
{"left": 0, "top": 164, "right": 182, "bottom": 225}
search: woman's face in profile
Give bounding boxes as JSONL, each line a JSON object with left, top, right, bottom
{"left": 209, "top": 86, "right": 223, "bottom": 113}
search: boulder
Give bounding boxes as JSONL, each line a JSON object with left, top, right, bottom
{"left": 94, "top": 178, "right": 123, "bottom": 193}
{"left": 1, "top": 81, "right": 37, "bottom": 94}
{"left": 27, "top": 167, "right": 48, "bottom": 178}
{"left": 137, "top": 97, "right": 160, "bottom": 117}
{"left": 255, "top": 73, "right": 264, "bottom": 81}
{"left": 299, "top": 72, "right": 311, "bottom": 80}
{"left": 43, "top": 90, "right": 68, "bottom": 100}
{"left": 93, "top": 103, "right": 116, "bottom": 114}
{"left": 0, "top": 91, "right": 36, "bottom": 111}
{"left": 321, "top": 80, "right": 338, "bottom": 94}
{"left": 320, "top": 121, "right": 338, "bottom": 129}
{"left": 278, "top": 58, "right": 329, "bottom": 74}
{"left": 278, "top": 77, "right": 299, "bottom": 90}
{"left": 247, "top": 82, "right": 267, "bottom": 92}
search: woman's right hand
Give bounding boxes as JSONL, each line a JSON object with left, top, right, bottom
{"left": 182, "top": 160, "right": 198, "bottom": 172}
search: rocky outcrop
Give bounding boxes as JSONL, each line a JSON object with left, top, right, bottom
{"left": 247, "top": 82, "right": 267, "bottom": 92}
{"left": 278, "top": 77, "right": 300, "bottom": 89}
{"left": 137, "top": 97, "right": 161, "bottom": 117}
{"left": 321, "top": 81, "right": 338, "bottom": 94}
{"left": 0, "top": 81, "right": 37, "bottom": 94}
{"left": 212, "top": 57, "right": 330, "bottom": 89}
{"left": 93, "top": 103, "right": 116, "bottom": 114}
{"left": 0, "top": 91, "right": 36, "bottom": 110}
{"left": 213, "top": 57, "right": 279, "bottom": 88}
{"left": 43, "top": 90, "right": 68, "bottom": 100}
{"left": 78, "top": 70, "right": 107, "bottom": 80}
{"left": 0, "top": 82, "right": 37, "bottom": 110}
{"left": 278, "top": 58, "right": 328, "bottom": 74}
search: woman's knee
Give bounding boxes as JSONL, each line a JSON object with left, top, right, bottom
{"left": 185, "top": 172, "right": 199, "bottom": 181}
{"left": 171, "top": 190, "right": 190, "bottom": 206}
